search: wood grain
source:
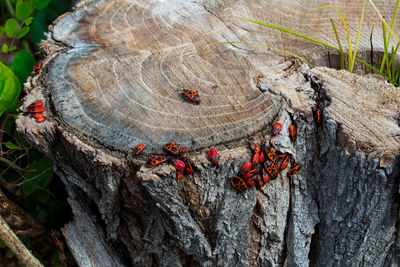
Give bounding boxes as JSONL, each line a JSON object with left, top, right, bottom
{"left": 45, "top": 0, "right": 398, "bottom": 153}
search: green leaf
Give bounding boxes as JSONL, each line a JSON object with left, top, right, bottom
{"left": 2, "top": 44, "right": 9, "bottom": 53}
{"left": 12, "top": 50, "right": 35, "bottom": 85}
{"left": 0, "top": 27, "right": 4, "bottom": 37}
{"left": 3, "top": 141, "right": 22, "bottom": 150}
{"left": 9, "top": 46, "right": 17, "bottom": 52}
{"left": 30, "top": 10, "right": 47, "bottom": 51}
{"left": 25, "top": 17, "right": 34, "bottom": 26}
{"left": 16, "top": 26, "right": 29, "bottom": 39}
{"left": 5, "top": 18, "right": 19, "bottom": 38}
{"left": 46, "top": 0, "right": 71, "bottom": 21}
{"left": 0, "top": 62, "right": 21, "bottom": 116}
{"left": 23, "top": 156, "right": 53, "bottom": 196}
{"left": 16, "top": 0, "right": 33, "bottom": 21}
{"left": 33, "top": 0, "right": 51, "bottom": 10}
{"left": 33, "top": 190, "right": 50, "bottom": 203}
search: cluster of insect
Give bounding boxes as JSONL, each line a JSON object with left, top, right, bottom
{"left": 134, "top": 142, "right": 195, "bottom": 180}
{"left": 133, "top": 120, "right": 306, "bottom": 191}
{"left": 230, "top": 122, "right": 300, "bottom": 192}
{"left": 28, "top": 100, "right": 46, "bottom": 123}
{"left": 133, "top": 142, "right": 219, "bottom": 180}
{"left": 230, "top": 143, "right": 301, "bottom": 192}
{"left": 27, "top": 64, "right": 48, "bottom": 123}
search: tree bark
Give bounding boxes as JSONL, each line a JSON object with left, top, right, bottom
{"left": 16, "top": 0, "right": 400, "bottom": 266}
{"left": 0, "top": 215, "right": 44, "bottom": 267}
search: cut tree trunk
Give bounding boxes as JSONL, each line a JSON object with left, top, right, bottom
{"left": 17, "top": 0, "right": 400, "bottom": 266}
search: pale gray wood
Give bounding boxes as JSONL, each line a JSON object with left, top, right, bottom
{"left": 60, "top": 164, "right": 125, "bottom": 267}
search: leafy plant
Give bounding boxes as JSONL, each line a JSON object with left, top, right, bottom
{"left": 239, "top": 0, "right": 400, "bottom": 86}
{"left": 0, "top": 62, "right": 20, "bottom": 116}
{"left": 0, "top": 0, "right": 74, "bottom": 265}
{"left": 1, "top": 0, "right": 51, "bottom": 54}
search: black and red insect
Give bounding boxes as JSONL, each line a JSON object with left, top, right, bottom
{"left": 33, "top": 63, "right": 41, "bottom": 74}
{"left": 164, "top": 142, "right": 180, "bottom": 156}
{"left": 259, "top": 149, "right": 266, "bottom": 163}
{"left": 31, "top": 112, "right": 46, "bottom": 123}
{"left": 231, "top": 176, "right": 247, "bottom": 192}
{"left": 209, "top": 148, "right": 218, "bottom": 165}
{"left": 278, "top": 154, "right": 289, "bottom": 170}
{"left": 315, "top": 109, "right": 322, "bottom": 124}
{"left": 146, "top": 155, "right": 167, "bottom": 168}
{"left": 133, "top": 144, "right": 145, "bottom": 155}
{"left": 288, "top": 164, "right": 301, "bottom": 176}
{"left": 272, "top": 122, "right": 282, "bottom": 136}
{"left": 264, "top": 146, "right": 278, "bottom": 164}
{"left": 170, "top": 158, "right": 185, "bottom": 171}
{"left": 289, "top": 125, "right": 296, "bottom": 141}
{"left": 261, "top": 168, "right": 271, "bottom": 184}
{"left": 245, "top": 174, "right": 258, "bottom": 187}
{"left": 252, "top": 152, "right": 261, "bottom": 166}
{"left": 179, "top": 147, "right": 188, "bottom": 158}
{"left": 29, "top": 106, "right": 45, "bottom": 113}
{"left": 250, "top": 144, "right": 261, "bottom": 154}
{"left": 182, "top": 89, "right": 200, "bottom": 104}
{"left": 183, "top": 160, "right": 193, "bottom": 175}
{"left": 264, "top": 160, "right": 279, "bottom": 179}
{"left": 29, "top": 100, "right": 44, "bottom": 108}
{"left": 240, "top": 161, "right": 256, "bottom": 179}
{"left": 258, "top": 176, "right": 265, "bottom": 187}
{"left": 176, "top": 171, "right": 183, "bottom": 180}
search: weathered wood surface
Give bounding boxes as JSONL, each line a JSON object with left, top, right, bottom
{"left": 37, "top": 0, "right": 399, "bottom": 153}
{"left": 16, "top": 0, "right": 400, "bottom": 266}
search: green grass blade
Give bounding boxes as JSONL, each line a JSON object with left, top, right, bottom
{"left": 349, "top": 0, "right": 367, "bottom": 72}
{"left": 330, "top": 18, "right": 345, "bottom": 69}
{"left": 241, "top": 18, "right": 339, "bottom": 51}
{"left": 369, "top": 0, "right": 400, "bottom": 44}
{"left": 241, "top": 18, "right": 382, "bottom": 74}
{"left": 318, "top": 5, "right": 353, "bottom": 71}
{"left": 387, "top": 46, "right": 393, "bottom": 81}
{"left": 380, "top": 21, "right": 389, "bottom": 73}
{"left": 385, "top": 0, "right": 400, "bottom": 51}
{"left": 389, "top": 46, "right": 396, "bottom": 83}
{"left": 389, "top": 43, "right": 400, "bottom": 83}
{"left": 395, "top": 61, "right": 400, "bottom": 86}
{"left": 379, "top": 0, "right": 400, "bottom": 74}
{"left": 211, "top": 41, "right": 313, "bottom": 67}
{"left": 392, "top": 0, "right": 400, "bottom": 28}
{"left": 394, "top": 42, "right": 400, "bottom": 84}
{"left": 384, "top": 26, "right": 392, "bottom": 78}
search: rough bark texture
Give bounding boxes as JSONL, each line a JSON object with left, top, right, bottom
{"left": 16, "top": 0, "right": 400, "bottom": 266}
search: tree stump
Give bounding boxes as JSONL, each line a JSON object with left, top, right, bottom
{"left": 17, "top": 0, "right": 400, "bottom": 266}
